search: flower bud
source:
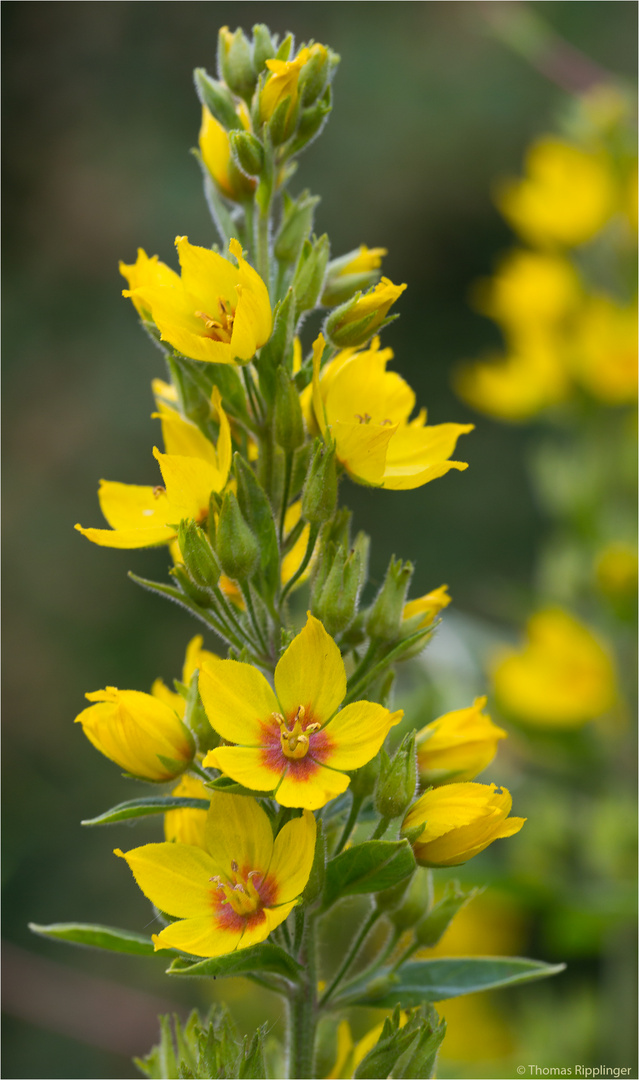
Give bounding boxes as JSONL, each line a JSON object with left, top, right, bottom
{"left": 374, "top": 872, "right": 415, "bottom": 914}
{"left": 171, "top": 564, "right": 214, "bottom": 608}
{"left": 388, "top": 868, "right": 434, "bottom": 932}
{"left": 322, "top": 246, "right": 387, "bottom": 307}
{"left": 349, "top": 753, "right": 381, "bottom": 799}
{"left": 199, "top": 108, "right": 256, "bottom": 202}
{"left": 215, "top": 490, "right": 260, "bottom": 581}
{"left": 274, "top": 367, "right": 305, "bottom": 451}
{"left": 414, "top": 881, "right": 480, "bottom": 948}
{"left": 194, "top": 68, "right": 242, "bottom": 131}
{"left": 252, "top": 24, "right": 277, "bottom": 75}
{"left": 229, "top": 130, "right": 264, "bottom": 178}
{"left": 293, "top": 234, "right": 330, "bottom": 316}
{"left": 301, "top": 440, "right": 338, "bottom": 524}
{"left": 325, "top": 277, "right": 406, "bottom": 349}
{"left": 374, "top": 733, "right": 417, "bottom": 820}
{"left": 274, "top": 191, "right": 320, "bottom": 265}
{"left": 288, "top": 94, "right": 332, "bottom": 156}
{"left": 178, "top": 519, "right": 221, "bottom": 591}
{"left": 416, "top": 697, "right": 507, "bottom": 786}
{"left": 217, "top": 26, "right": 256, "bottom": 100}
{"left": 366, "top": 557, "right": 414, "bottom": 643}
{"left": 298, "top": 43, "right": 330, "bottom": 106}
{"left": 402, "top": 782, "right": 526, "bottom": 868}
{"left": 312, "top": 544, "right": 363, "bottom": 637}
{"left": 75, "top": 687, "right": 194, "bottom": 782}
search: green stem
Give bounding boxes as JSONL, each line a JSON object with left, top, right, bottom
{"left": 333, "top": 793, "right": 363, "bottom": 856}
{"left": 279, "top": 452, "right": 294, "bottom": 544}
{"left": 332, "top": 923, "right": 403, "bottom": 1001}
{"left": 243, "top": 199, "right": 255, "bottom": 262}
{"left": 211, "top": 583, "right": 260, "bottom": 654}
{"left": 240, "top": 583, "right": 270, "bottom": 656}
{"left": 257, "top": 209, "right": 271, "bottom": 292}
{"left": 280, "top": 523, "right": 319, "bottom": 605}
{"left": 319, "top": 907, "right": 381, "bottom": 1007}
{"left": 242, "top": 365, "right": 263, "bottom": 422}
{"left": 390, "top": 938, "right": 420, "bottom": 973}
{"left": 372, "top": 816, "right": 391, "bottom": 840}
{"left": 288, "top": 913, "right": 318, "bottom": 1080}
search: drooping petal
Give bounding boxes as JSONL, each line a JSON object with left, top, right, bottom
{"left": 74, "top": 523, "right": 175, "bottom": 548}
{"left": 153, "top": 914, "right": 243, "bottom": 957}
{"left": 203, "top": 793, "right": 274, "bottom": 879}
{"left": 115, "top": 843, "right": 215, "bottom": 918}
{"left": 274, "top": 614, "right": 346, "bottom": 726}
{"left": 175, "top": 236, "right": 240, "bottom": 311}
{"left": 324, "top": 703, "right": 403, "bottom": 770}
{"left": 230, "top": 239, "right": 272, "bottom": 347}
{"left": 153, "top": 448, "right": 225, "bottom": 520}
{"left": 276, "top": 762, "right": 350, "bottom": 810}
{"left": 95, "top": 479, "right": 173, "bottom": 531}
{"left": 199, "top": 658, "right": 279, "bottom": 744}
{"left": 267, "top": 811, "right": 316, "bottom": 903}
{"left": 155, "top": 403, "right": 218, "bottom": 464}
{"left": 331, "top": 420, "right": 396, "bottom": 486}
{"left": 203, "top": 745, "right": 282, "bottom": 792}
{"left": 182, "top": 635, "right": 218, "bottom": 684}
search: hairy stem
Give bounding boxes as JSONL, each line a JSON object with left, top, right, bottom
{"left": 319, "top": 907, "right": 381, "bottom": 1007}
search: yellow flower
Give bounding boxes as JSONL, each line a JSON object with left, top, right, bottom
{"left": 75, "top": 391, "right": 231, "bottom": 549}
{"left": 164, "top": 774, "right": 211, "bottom": 847}
{"left": 260, "top": 44, "right": 325, "bottom": 123}
{"left": 595, "top": 542, "right": 638, "bottom": 599}
{"left": 115, "top": 793, "right": 315, "bottom": 957}
{"left": 569, "top": 294, "right": 638, "bottom": 405}
{"left": 311, "top": 335, "right": 473, "bottom": 488}
{"left": 454, "top": 337, "right": 570, "bottom": 423}
{"left": 326, "top": 278, "right": 407, "bottom": 348}
{"left": 416, "top": 697, "right": 507, "bottom": 785}
{"left": 492, "top": 608, "right": 617, "bottom": 728}
{"left": 75, "top": 687, "right": 194, "bottom": 782}
{"left": 403, "top": 585, "right": 451, "bottom": 628}
{"left": 152, "top": 635, "right": 219, "bottom": 717}
{"left": 403, "top": 782, "right": 525, "bottom": 868}
{"left": 336, "top": 246, "right": 388, "bottom": 276}
{"left": 471, "top": 249, "right": 580, "bottom": 332}
{"left": 123, "top": 237, "right": 272, "bottom": 365}
{"left": 199, "top": 105, "right": 255, "bottom": 202}
{"left": 119, "top": 249, "right": 181, "bottom": 319}
{"left": 496, "top": 137, "right": 614, "bottom": 248}
{"left": 200, "top": 613, "right": 402, "bottom": 810}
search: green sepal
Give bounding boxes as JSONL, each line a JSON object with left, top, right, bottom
{"left": 322, "top": 838, "right": 416, "bottom": 910}
{"left": 353, "top": 1004, "right": 445, "bottom": 1080}
{"left": 287, "top": 89, "right": 332, "bottom": 156}
{"left": 135, "top": 1007, "right": 268, "bottom": 1080}
{"left": 233, "top": 453, "right": 280, "bottom": 599}
{"left": 252, "top": 24, "right": 277, "bottom": 74}
{"left": 193, "top": 68, "right": 242, "bottom": 130}
{"left": 255, "top": 287, "right": 296, "bottom": 402}
{"left": 334, "top": 956, "right": 567, "bottom": 1010}
{"left": 167, "top": 942, "right": 303, "bottom": 982}
{"left": 293, "top": 233, "right": 330, "bottom": 317}
{"left": 229, "top": 130, "right": 264, "bottom": 177}
{"left": 204, "top": 774, "right": 270, "bottom": 797}
{"left": 80, "top": 795, "right": 210, "bottom": 827}
{"left": 274, "top": 189, "right": 320, "bottom": 265}
{"left": 28, "top": 921, "right": 171, "bottom": 956}
{"left": 172, "top": 354, "right": 248, "bottom": 422}
{"left": 275, "top": 33, "right": 293, "bottom": 61}
{"left": 267, "top": 94, "right": 295, "bottom": 147}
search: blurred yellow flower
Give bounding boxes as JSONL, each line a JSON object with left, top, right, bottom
{"left": 471, "top": 249, "right": 580, "bottom": 332}
{"left": 199, "top": 105, "right": 255, "bottom": 202}
{"left": 403, "top": 782, "right": 525, "bottom": 868}
{"left": 569, "top": 294, "right": 638, "bottom": 404}
{"left": 164, "top": 773, "right": 211, "bottom": 847}
{"left": 492, "top": 608, "right": 617, "bottom": 728}
{"left": 75, "top": 687, "right": 194, "bottom": 782}
{"left": 595, "top": 542, "right": 638, "bottom": 599}
{"left": 337, "top": 245, "right": 388, "bottom": 276}
{"left": 311, "top": 335, "right": 473, "bottom": 488}
{"left": 416, "top": 697, "right": 507, "bottom": 785}
{"left": 123, "top": 237, "right": 272, "bottom": 365}
{"left": 454, "top": 337, "right": 570, "bottom": 422}
{"left": 496, "top": 136, "right": 614, "bottom": 248}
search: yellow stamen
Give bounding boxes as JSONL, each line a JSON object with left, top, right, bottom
{"left": 210, "top": 862, "right": 262, "bottom": 916}
{"left": 276, "top": 706, "right": 321, "bottom": 760}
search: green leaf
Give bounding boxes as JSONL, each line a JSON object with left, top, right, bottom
{"left": 204, "top": 774, "right": 269, "bottom": 797}
{"left": 28, "top": 921, "right": 169, "bottom": 956}
{"left": 81, "top": 795, "right": 211, "bottom": 827}
{"left": 353, "top": 1003, "right": 445, "bottom": 1080}
{"left": 336, "top": 956, "right": 566, "bottom": 1009}
{"left": 322, "top": 839, "right": 416, "bottom": 910}
{"left": 167, "top": 942, "right": 303, "bottom": 982}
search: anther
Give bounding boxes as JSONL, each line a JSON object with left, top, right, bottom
{"left": 231, "top": 860, "right": 239, "bottom": 873}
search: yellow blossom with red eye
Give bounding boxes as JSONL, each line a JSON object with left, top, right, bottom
{"left": 164, "top": 774, "right": 211, "bottom": 848}
{"left": 496, "top": 137, "right": 614, "bottom": 248}
{"left": 123, "top": 237, "right": 272, "bottom": 365}
{"left": 74, "top": 390, "right": 231, "bottom": 550}
{"left": 199, "top": 105, "right": 255, "bottom": 203}
{"left": 416, "top": 697, "right": 507, "bottom": 786}
{"left": 310, "top": 335, "right": 473, "bottom": 489}
{"left": 116, "top": 793, "right": 315, "bottom": 958}
{"left": 200, "top": 613, "right": 402, "bottom": 810}
{"left": 492, "top": 608, "right": 617, "bottom": 728}
{"left": 74, "top": 687, "right": 194, "bottom": 782}
{"left": 403, "top": 782, "right": 525, "bottom": 868}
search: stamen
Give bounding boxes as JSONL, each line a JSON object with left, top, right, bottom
{"left": 152, "top": 486, "right": 166, "bottom": 497}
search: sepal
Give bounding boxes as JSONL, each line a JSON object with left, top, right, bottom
{"left": 193, "top": 69, "right": 242, "bottom": 130}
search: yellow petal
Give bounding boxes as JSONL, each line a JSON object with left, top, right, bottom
{"left": 199, "top": 658, "right": 279, "bottom": 744}
{"left": 203, "top": 793, "right": 274, "bottom": 879}
{"left": 332, "top": 419, "right": 396, "bottom": 486}
{"left": 155, "top": 404, "right": 218, "bottom": 464}
{"left": 203, "top": 745, "right": 281, "bottom": 792}
{"left": 276, "top": 762, "right": 350, "bottom": 810}
{"left": 182, "top": 635, "right": 218, "bottom": 684}
{"left": 154, "top": 915, "right": 243, "bottom": 957}
{"left": 267, "top": 811, "right": 316, "bottom": 903}
{"left": 115, "top": 843, "right": 215, "bottom": 917}
{"left": 175, "top": 236, "right": 240, "bottom": 310}
{"left": 153, "top": 448, "right": 225, "bottom": 521}
{"left": 74, "top": 523, "right": 175, "bottom": 549}
{"left": 274, "top": 613, "right": 346, "bottom": 726}
{"left": 325, "top": 703, "right": 403, "bottom": 770}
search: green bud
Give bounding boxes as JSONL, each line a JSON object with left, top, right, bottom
{"left": 217, "top": 27, "right": 256, "bottom": 100}
{"left": 293, "top": 234, "right": 330, "bottom": 317}
{"left": 288, "top": 92, "right": 332, "bottom": 157}
{"left": 414, "top": 881, "right": 481, "bottom": 948}
{"left": 215, "top": 491, "right": 260, "bottom": 582}
{"left": 274, "top": 367, "right": 305, "bottom": 451}
{"left": 178, "top": 519, "right": 221, "bottom": 591}
{"left": 298, "top": 45, "right": 330, "bottom": 106}
{"left": 267, "top": 93, "right": 297, "bottom": 147}
{"left": 171, "top": 564, "right": 212, "bottom": 608}
{"left": 349, "top": 753, "right": 381, "bottom": 799}
{"left": 388, "top": 868, "right": 434, "bottom": 933}
{"left": 301, "top": 440, "right": 338, "bottom": 524}
{"left": 374, "top": 872, "right": 415, "bottom": 914}
{"left": 313, "top": 545, "right": 363, "bottom": 637}
{"left": 252, "top": 24, "right": 277, "bottom": 74}
{"left": 193, "top": 68, "right": 242, "bottom": 131}
{"left": 274, "top": 190, "right": 320, "bottom": 265}
{"left": 229, "top": 130, "right": 264, "bottom": 177}
{"left": 374, "top": 732, "right": 417, "bottom": 820}
{"left": 256, "top": 288, "right": 296, "bottom": 403}
{"left": 323, "top": 506, "right": 352, "bottom": 550}
{"left": 301, "top": 818, "right": 326, "bottom": 905}
{"left": 366, "top": 556, "right": 414, "bottom": 642}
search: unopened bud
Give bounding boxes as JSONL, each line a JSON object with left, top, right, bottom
{"left": 366, "top": 556, "right": 414, "bottom": 642}
{"left": 414, "top": 881, "right": 480, "bottom": 947}
{"left": 229, "top": 130, "right": 264, "bottom": 177}
{"left": 252, "top": 24, "right": 277, "bottom": 74}
{"left": 301, "top": 440, "right": 337, "bottom": 524}
{"left": 274, "top": 191, "right": 320, "bottom": 264}
{"left": 171, "top": 564, "right": 213, "bottom": 608}
{"left": 215, "top": 491, "right": 259, "bottom": 581}
{"left": 325, "top": 278, "right": 406, "bottom": 349}
{"left": 194, "top": 68, "right": 242, "bottom": 131}
{"left": 217, "top": 26, "right": 256, "bottom": 100}
{"left": 293, "top": 234, "right": 330, "bottom": 316}
{"left": 313, "top": 545, "right": 363, "bottom": 637}
{"left": 349, "top": 752, "right": 381, "bottom": 799}
{"left": 374, "top": 732, "right": 417, "bottom": 820}
{"left": 178, "top": 519, "right": 220, "bottom": 591}
{"left": 288, "top": 93, "right": 332, "bottom": 156}
{"left": 298, "top": 43, "right": 330, "bottom": 106}
{"left": 274, "top": 367, "right": 305, "bottom": 451}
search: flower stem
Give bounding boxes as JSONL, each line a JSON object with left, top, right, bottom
{"left": 288, "top": 913, "right": 318, "bottom": 1080}
{"left": 279, "top": 451, "right": 294, "bottom": 544}
{"left": 239, "top": 583, "right": 270, "bottom": 656}
{"left": 333, "top": 793, "right": 363, "bottom": 855}
{"left": 280, "top": 523, "right": 319, "bottom": 605}
{"left": 318, "top": 907, "right": 381, "bottom": 1007}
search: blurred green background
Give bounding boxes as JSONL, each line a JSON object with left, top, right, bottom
{"left": 2, "top": 3, "right": 637, "bottom": 1078}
